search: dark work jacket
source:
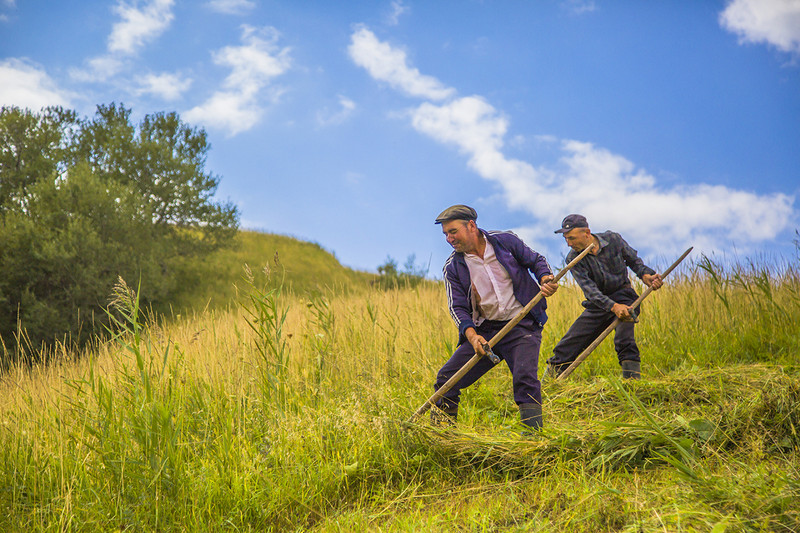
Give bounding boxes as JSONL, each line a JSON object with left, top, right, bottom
{"left": 566, "top": 231, "right": 655, "bottom": 311}
{"left": 442, "top": 229, "right": 553, "bottom": 345}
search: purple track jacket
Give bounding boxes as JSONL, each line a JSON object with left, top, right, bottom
{"left": 442, "top": 229, "right": 554, "bottom": 345}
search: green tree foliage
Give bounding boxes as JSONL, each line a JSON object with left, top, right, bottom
{"left": 0, "top": 106, "right": 79, "bottom": 213}
{"left": 375, "top": 254, "right": 429, "bottom": 289}
{"left": 0, "top": 104, "right": 239, "bottom": 355}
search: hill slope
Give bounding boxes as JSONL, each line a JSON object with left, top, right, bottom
{"left": 170, "top": 230, "right": 379, "bottom": 311}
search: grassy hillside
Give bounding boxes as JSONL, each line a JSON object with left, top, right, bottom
{"left": 168, "top": 229, "right": 379, "bottom": 312}
{"left": 1, "top": 250, "right": 798, "bottom": 531}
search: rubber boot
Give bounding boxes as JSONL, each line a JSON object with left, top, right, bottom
{"left": 621, "top": 360, "right": 641, "bottom": 379}
{"left": 431, "top": 406, "right": 457, "bottom": 427}
{"left": 519, "top": 403, "right": 543, "bottom": 434}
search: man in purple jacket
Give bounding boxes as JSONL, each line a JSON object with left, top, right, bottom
{"left": 432, "top": 205, "right": 558, "bottom": 431}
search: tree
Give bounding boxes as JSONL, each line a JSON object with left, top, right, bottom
{"left": 0, "top": 106, "right": 78, "bottom": 213}
{"left": 71, "top": 103, "right": 238, "bottom": 253}
{"left": 0, "top": 104, "right": 239, "bottom": 355}
{"left": 375, "top": 254, "right": 429, "bottom": 289}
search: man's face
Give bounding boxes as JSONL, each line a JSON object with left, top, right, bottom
{"left": 563, "top": 227, "right": 592, "bottom": 252}
{"left": 442, "top": 219, "right": 479, "bottom": 254}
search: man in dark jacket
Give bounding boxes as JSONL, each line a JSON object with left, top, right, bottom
{"left": 546, "top": 214, "right": 663, "bottom": 379}
{"left": 432, "top": 205, "right": 558, "bottom": 431}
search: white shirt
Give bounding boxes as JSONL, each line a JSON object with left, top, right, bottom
{"left": 464, "top": 239, "right": 524, "bottom": 325}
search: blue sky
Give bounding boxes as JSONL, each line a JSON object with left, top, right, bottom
{"left": 2, "top": 0, "right": 799, "bottom": 275}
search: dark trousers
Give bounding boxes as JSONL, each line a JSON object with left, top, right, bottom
{"left": 548, "top": 287, "right": 642, "bottom": 368}
{"left": 434, "top": 317, "right": 542, "bottom": 410}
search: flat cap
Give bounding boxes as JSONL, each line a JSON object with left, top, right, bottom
{"left": 434, "top": 204, "right": 477, "bottom": 224}
{"left": 554, "top": 214, "right": 589, "bottom": 234}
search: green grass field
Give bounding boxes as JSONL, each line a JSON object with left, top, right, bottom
{"left": 1, "top": 232, "right": 798, "bottom": 531}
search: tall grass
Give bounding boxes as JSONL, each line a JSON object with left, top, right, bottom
{"left": 0, "top": 255, "right": 798, "bottom": 531}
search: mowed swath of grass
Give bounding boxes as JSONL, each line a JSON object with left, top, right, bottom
{"left": 0, "top": 250, "right": 798, "bottom": 532}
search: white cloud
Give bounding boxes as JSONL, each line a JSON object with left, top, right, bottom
{"left": 348, "top": 26, "right": 456, "bottom": 101}
{"left": 720, "top": 0, "right": 800, "bottom": 55}
{"left": 1, "top": 0, "right": 15, "bottom": 20}
{"left": 71, "top": 0, "right": 175, "bottom": 83}
{"left": 206, "top": 0, "right": 255, "bottom": 15}
{"left": 412, "top": 98, "right": 795, "bottom": 254}
{"left": 387, "top": 1, "right": 409, "bottom": 26}
{"left": 541, "top": 141, "right": 794, "bottom": 249}
{"left": 135, "top": 71, "right": 192, "bottom": 100}
{"left": 108, "top": 0, "right": 175, "bottom": 55}
{"left": 0, "top": 59, "right": 72, "bottom": 110}
{"left": 316, "top": 95, "right": 356, "bottom": 127}
{"left": 562, "top": 0, "right": 597, "bottom": 15}
{"left": 214, "top": 26, "right": 290, "bottom": 90}
{"left": 184, "top": 91, "right": 263, "bottom": 133}
{"left": 69, "top": 55, "right": 125, "bottom": 82}
{"left": 184, "top": 25, "right": 291, "bottom": 135}
{"left": 411, "top": 97, "right": 508, "bottom": 159}
{"left": 345, "top": 170, "right": 364, "bottom": 185}
{"left": 352, "top": 31, "right": 797, "bottom": 256}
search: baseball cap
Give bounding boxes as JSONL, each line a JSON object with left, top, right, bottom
{"left": 554, "top": 214, "right": 589, "bottom": 234}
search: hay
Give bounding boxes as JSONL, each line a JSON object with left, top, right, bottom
{"left": 398, "top": 365, "right": 800, "bottom": 477}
